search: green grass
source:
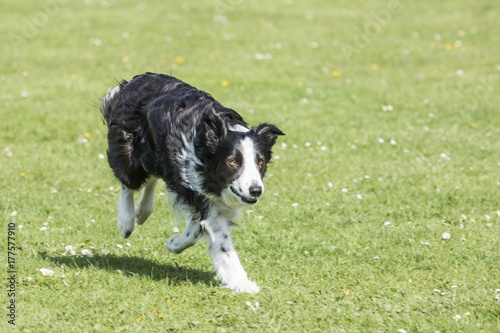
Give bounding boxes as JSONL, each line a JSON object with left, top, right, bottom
{"left": 2, "top": 0, "right": 500, "bottom": 331}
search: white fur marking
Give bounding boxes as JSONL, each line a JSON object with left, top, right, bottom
{"left": 136, "top": 178, "right": 158, "bottom": 225}
{"left": 204, "top": 216, "right": 260, "bottom": 293}
{"left": 167, "top": 215, "right": 202, "bottom": 254}
{"left": 229, "top": 124, "right": 250, "bottom": 133}
{"left": 233, "top": 137, "right": 264, "bottom": 199}
{"left": 177, "top": 148, "right": 189, "bottom": 185}
{"left": 180, "top": 135, "right": 204, "bottom": 192}
{"left": 103, "top": 86, "right": 119, "bottom": 107}
{"left": 118, "top": 184, "right": 135, "bottom": 238}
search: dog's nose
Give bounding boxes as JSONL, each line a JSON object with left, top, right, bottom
{"left": 249, "top": 185, "right": 263, "bottom": 198}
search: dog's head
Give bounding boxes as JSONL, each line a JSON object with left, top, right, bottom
{"left": 195, "top": 108, "right": 284, "bottom": 206}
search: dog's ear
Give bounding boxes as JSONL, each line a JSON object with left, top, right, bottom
{"left": 252, "top": 123, "right": 285, "bottom": 149}
{"left": 201, "top": 107, "right": 227, "bottom": 140}
{"left": 194, "top": 107, "right": 227, "bottom": 159}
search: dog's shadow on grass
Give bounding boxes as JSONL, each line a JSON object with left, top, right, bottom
{"left": 45, "top": 252, "right": 215, "bottom": 287}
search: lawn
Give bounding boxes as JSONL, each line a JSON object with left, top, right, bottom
{"left": 2, "top": 0, "right": 500, "bottom": 331}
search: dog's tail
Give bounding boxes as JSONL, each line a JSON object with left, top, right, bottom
{"left": 100, "top": 80, "right": 127, "bottom": 124}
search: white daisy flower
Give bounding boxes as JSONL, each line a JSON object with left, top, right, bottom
{"left": 81, "top": 249, "right": 93, "bottom": 257}
{"left": 40, "top": 268, "right": 54, "bottom": 276}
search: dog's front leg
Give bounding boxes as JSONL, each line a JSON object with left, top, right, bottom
{"left": 166, "top": 216, "right": 203, "bottom": 254}
{"left": 204, "top": 219, "right": 260, "bottom": 294}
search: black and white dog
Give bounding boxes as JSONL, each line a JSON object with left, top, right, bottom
{"left": 100, "top": 73, "right": 284, "bottom": 293}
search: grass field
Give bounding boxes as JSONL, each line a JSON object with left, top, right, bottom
{"left": 2, "top": 0, "right": 500, "bottom": 331}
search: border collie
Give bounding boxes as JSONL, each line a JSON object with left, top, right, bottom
{"left": 100, "top": 73, "right": 284, "bottom": 293}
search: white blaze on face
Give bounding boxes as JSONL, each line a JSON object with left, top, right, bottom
{"left": 229, "top": 124, "right": 250, "bottom": 133}
{"left": 233, "top": 137, "right": 264, "bottom": 199}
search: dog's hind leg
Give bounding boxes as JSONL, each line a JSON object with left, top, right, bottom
{"left": 166, "top": 216, "right": 203, "bottom": 254}
{"left": 136, "top": 178, "right": 158, "bottom": 225}
{"left": 117, "top": 183, "right": 136, "bottom": 239}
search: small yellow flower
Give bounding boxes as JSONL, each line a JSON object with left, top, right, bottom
{"left": 84, "top": 132, "right": 91, "bottom": 138}
{"left": 122, "top": 55, "right": 131, "bottom": 63}
{"left": 331, "top": 71, "right": 341, "bottom": 77}
{"left": 221, "top": 80, "right": 229, "bottom": 87}
{"left": 78, "top": 55, "right": 86, "bottom": 61}
{"left": 71, "top": 74, "right": 78, "bottom": 80}
{"left": 158, "top": 313, "right": 164, "bottom": 318}
{"left": 136, "top": 317, "right": 144, "bottom": 322}
{"left": 296, "top": 81, "right": 304, "bottom": 87}
{"left": 20, "top": 172, "right": 26, "bottom": 177}
{"left": 343, "top": 290, "right": 350, "bottom": 295}
{"left": 371, "top": 63, "right": 378, "bottom": 70}
{"left": 176, "top": 56, "right": 186, "bottom": 65}
{"left": 109, "top": 63, "right": 117, "bottom": 70}
{"left": 445, "top": 43, "right": 453, "bottom": 51}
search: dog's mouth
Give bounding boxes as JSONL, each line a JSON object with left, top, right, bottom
{"left": 230, "top": 186, "right": 258, "bottom": 205}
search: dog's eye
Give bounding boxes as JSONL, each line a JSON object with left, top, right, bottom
{"left": 258, "top": 159, "right": 264, "bottom": 166}
{"left": 228, "top": 159, "right": 238, "bottom": 167}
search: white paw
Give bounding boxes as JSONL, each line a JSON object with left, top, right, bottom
{"left": 118, "top": 213, "right": 135, "bottom": 239}
{"left": 166, "top": 235, "right": 184, "bottom": 254}
{"left": 166, "top": 235, "right": 198, "bottom": 254}
{"left": 228, "top": 280, "right": 260, "bottom": 294}
{"left": 135, "top": 204, "right": 153, "bottom": 225}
